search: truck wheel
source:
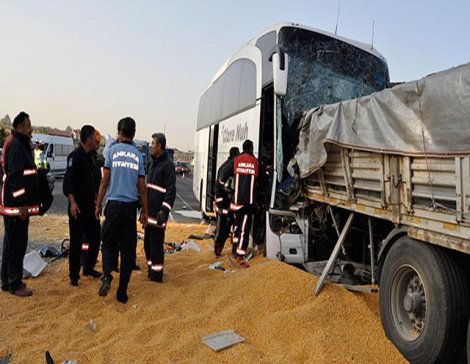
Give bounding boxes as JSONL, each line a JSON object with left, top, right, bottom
{"left": 379, "top": 236, "right": 469, "bottom": 364}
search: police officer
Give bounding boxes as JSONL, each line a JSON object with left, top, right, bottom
{"left": 34, "top": 141, "right": 47, "bottom": 170}
{"left": 213, "top": 146, "right": 239, "bottom": 258}
{"left": 1, "top": 112, "right": 40, "bottom": 297}
{"left": 63, "top": 125, "right": 102, "bottom": 286}
{"left": 95, "top": 117, "right": 148, "bottom": 304}
{"left": 220, "top": 139, "right": 259, "bottom": 258}
{"left": 144, "top": 133, "right": 176, "bottom": 282}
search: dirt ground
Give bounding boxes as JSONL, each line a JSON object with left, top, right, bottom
{"left": 0, "top": 214, "right": 406, "bottom": 363}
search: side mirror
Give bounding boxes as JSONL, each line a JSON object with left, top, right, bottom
{"left": 272, "top": 52, "right": 288, "bottom": 96}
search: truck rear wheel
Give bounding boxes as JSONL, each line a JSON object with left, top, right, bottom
{"left": 379, "top": 236, "right": 469, "bottom": 363}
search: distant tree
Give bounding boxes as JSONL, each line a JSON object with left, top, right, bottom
{"left": 66, "top": 125, "right": 73, "bottom": 132}
{"left": 0, "top": 114, "right": 11, "bottom": 125}
{"left": 33, "top": 126, "right": 52, "bottom": 134}
{"left": 0, "top": 128, "right": 10, "bottom": 147}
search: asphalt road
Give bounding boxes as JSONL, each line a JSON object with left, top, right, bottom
{"left": 50, "top": 174, "right": 202, "bottom": 223}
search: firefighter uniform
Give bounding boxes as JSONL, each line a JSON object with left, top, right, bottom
{"left": 63, "top": 145, "right": 102, "bottom": 284}
{"left": 100, "top": 140, "right": 145, "bottom": 298}
{"left": 213, "top": 155, "right": 236, "bottom": 257}
{"left": 221, "top": 146, "right": 259, "bottom": 257}
{"left": 144, "top": 151, "right": 176, "bottom": 282}
{"left": 0, "top": 131, "right": 40, "bottom": 293}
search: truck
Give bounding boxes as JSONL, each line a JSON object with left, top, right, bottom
{"left": 195, "top": 22, "right": 470, "bottom": 363}
{"left": 267, "top": 62, "right": 470, "bottom": 363}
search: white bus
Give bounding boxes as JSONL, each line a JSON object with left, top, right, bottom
{"left": 32, "top": 133, "right": 74, "bottom": 177}
{"left": 193, "top": 22, "right": 389, "bottom": 217}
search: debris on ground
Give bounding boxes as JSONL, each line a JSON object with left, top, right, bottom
{"left": 181, "top": 240, "right": 201, "bottom": 252}
{"left": 208, "top": 261, "right": 225, "bottom": 271}
{"left": 240, "top": 261, "right": 249, "bottom": 269}
{"left": 188, "top": 225, "right": 215, "bottom": 240}
{"left": 23, "top": 250, "right": 47, "bottom": 278}
{"left": 202, "top": 329, "right": 245, "bottom": 352}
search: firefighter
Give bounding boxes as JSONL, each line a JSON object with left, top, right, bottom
{"left": 95, "top": 117, "right": 148, "bottom": 304}
{"left": 63, "top": 125, "right": 102, "bottom": 286}
{"left": 144, "top": 133, "right": 176, "bottom": 282}
{"left": 220, "top": 139, "right": 259, "bottom": 258}
{"left": 213, "top": 146, "right": 239, "bottom": 258}
{"left": 1, "top": 112, "right": 40, "bottom": 297}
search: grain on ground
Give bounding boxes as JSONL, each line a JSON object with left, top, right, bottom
{"left": 0, "top": 216, "right": 405, "bottom": 363}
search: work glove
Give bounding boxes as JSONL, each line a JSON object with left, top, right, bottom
{"left": 156, "top": 209, "right": 169, "bottom": 228}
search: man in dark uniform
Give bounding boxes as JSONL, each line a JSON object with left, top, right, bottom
{"left": 0, "top": 111, "right": 40, "bottom": 297}
{"left": 213, "top": 146, "right": 239, "bottom": 258}
{"left": 144, "top": 133, "right": 176, "bottom": 282}
{"left": 63, "top": 125, "right": 102, "bottom": 286}
{"left": 95, "top": 117, "right": 148, "bottom": 303}
{"left": 220, "top": 139, "right": 259, "bottom": 258}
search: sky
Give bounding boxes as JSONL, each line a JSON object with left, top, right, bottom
{"left": 1, "top": 0, "right": 469, "bottom": 151}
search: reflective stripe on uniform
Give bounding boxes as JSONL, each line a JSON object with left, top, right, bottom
{"left": 162, "top": 202, "right": 172, "bottom": 211}
{"left": 147, "top": 217, "right": 166, "bottom": 228}
{"left": 151, "top": 264, "right": 163, "bottom": 272}
{"left": 12, "top": 188, "right": 26, "bottom": 198}
{"left": 147, "top": 183, "right": 166, "bottom": 193}
{"left": 230, "top": 203, "right": 243, "bottom": 211}
{"left": 147, "top": 217, "right": 158, "bottom": 226}
{"left": 234, "top": 174, "right": 239, "bottom": 202}
{"left": 23, "top": 169, "right": 37, "bottom": 176}
{"left": 239, "top": 214, "right": 248, "bottom": 249}
{"left": 82, "top": 243, "right": 89, "bottom": 251}
{"left": 0, "top": 204, "right": 40, "bottom": 216}
{"left": 215, "top": 197, "right": 223, "bottom": 202}
{"left": 250, "top": 174, "right": 255, "bottom": 204}
{"left": 236, "top": 248, "right": 246, "bottom": 255}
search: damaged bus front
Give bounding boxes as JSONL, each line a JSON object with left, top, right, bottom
{"left": 266, "top": 25, "right": 389, "bottom": 262}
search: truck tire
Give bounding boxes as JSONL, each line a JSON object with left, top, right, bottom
{"left": 379, "top": 236, "right": 469, "bottom": 364}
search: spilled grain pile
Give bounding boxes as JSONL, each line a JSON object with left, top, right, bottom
{"left": 0, "top": 215, "right": 405, "bottom": 363}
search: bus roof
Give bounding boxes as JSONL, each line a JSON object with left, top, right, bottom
{"left": 210, "top": 22, "right": 387, "bottom": 86}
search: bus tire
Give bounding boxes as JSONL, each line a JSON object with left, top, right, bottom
{"left": 379, "top": 236, "right": 469, "bottom": 364}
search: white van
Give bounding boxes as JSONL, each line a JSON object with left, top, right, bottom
{"left": 32, "top": 133, "right": 74, "bottom": 177}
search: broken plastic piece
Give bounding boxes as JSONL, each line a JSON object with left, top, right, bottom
{"left": 181, "top": 241, "right": 201, "bottom": 252}
{"left": 23, "top": 251, "right": 47, "bottom": 277}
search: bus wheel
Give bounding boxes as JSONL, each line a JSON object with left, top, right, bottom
{"left": 379, "top": 236, "right": 469, "bottom": 364}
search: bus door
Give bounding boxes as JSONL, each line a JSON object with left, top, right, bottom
{"left": 205, "top": 124, "right": 219, "bottom": 212}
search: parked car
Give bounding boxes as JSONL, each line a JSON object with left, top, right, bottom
{"left": 175, "top": 161, "right": 191, "bottom": 175}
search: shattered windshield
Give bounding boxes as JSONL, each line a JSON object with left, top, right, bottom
{"left": 278, "top": 27, "right": 390, "bottom": 127}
